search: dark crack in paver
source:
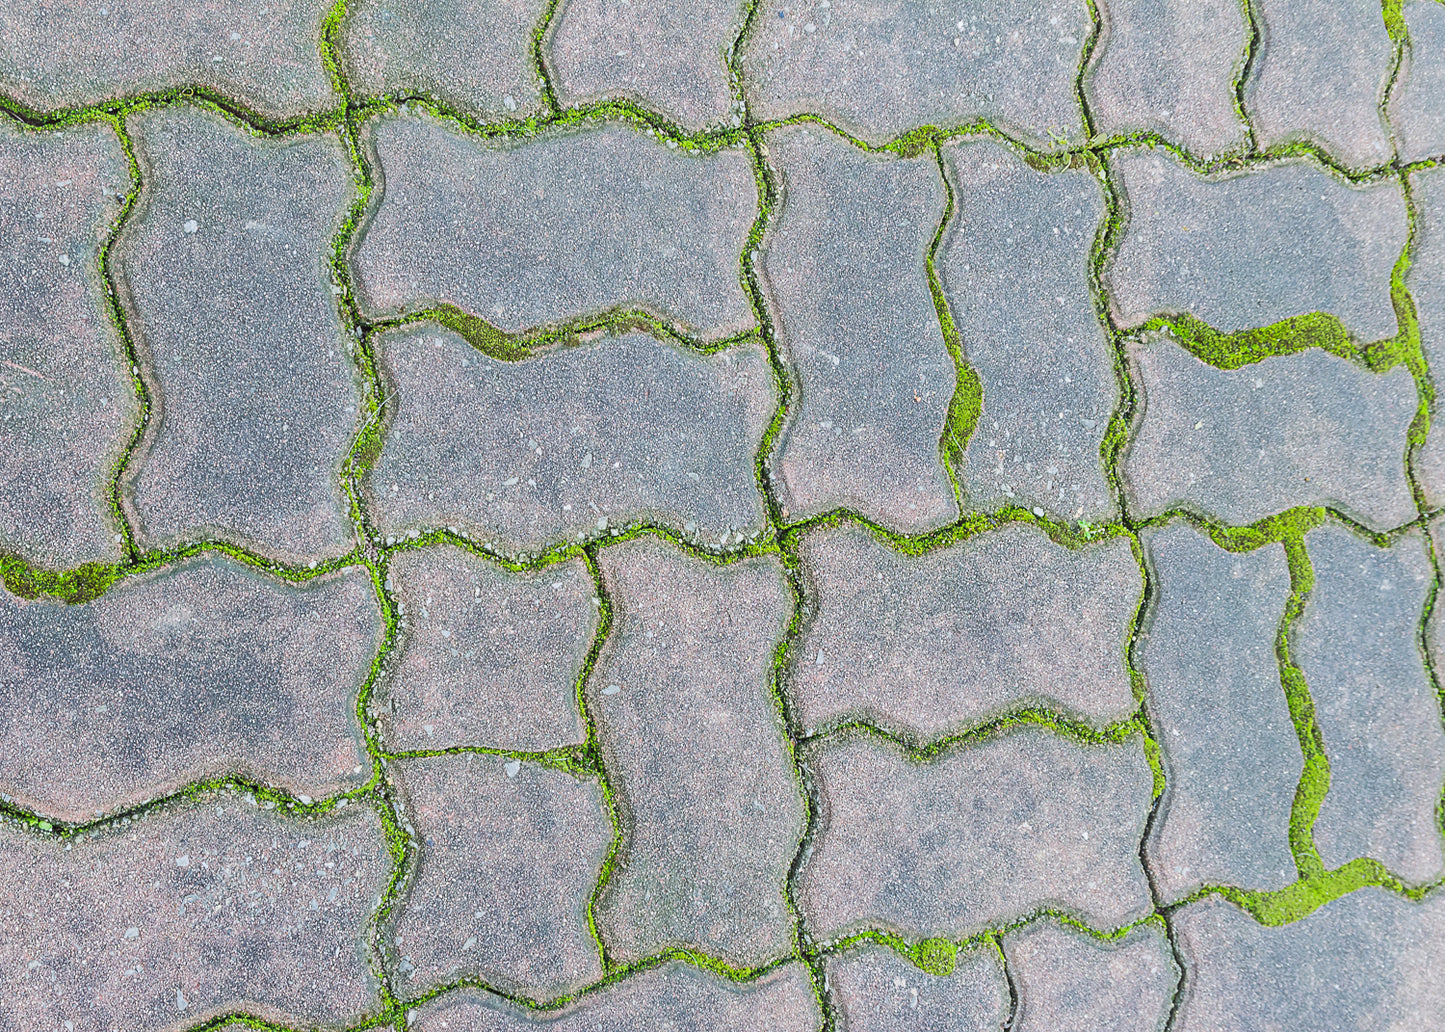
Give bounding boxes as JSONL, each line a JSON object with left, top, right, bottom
{"left": 826, "top": 945, "right": 1008, "bottom": 1032}
{"left": 1085, "top": 0, "right": 1247, "bottom": 158}
{"left": 371, "top": 327, "right": 772, "bottom": 551}
{"left": 591, "top": 537, "right": 802, "bottom": 968}
{"left": 1140, "top": 523, "right": 1300, "bottom": 901}
{"left": 793, "top": 522, "right": 1140, "bottom": 738}
{"left": 382, "top": 545, "right": 595, "bottom": 751}
{"left": 0, "top": 795, "right": 389, "bottom": 1031}
{"left": 1390, "top": 0, "right": 1445, "bottom": 165}
{"left": 121, "top": 106, "right": 359, "bottom": 564}
{"left": 411, "top": 961, "right": 822, "bottom": 1030}
{"left": 941, "top": 141, "right": 1115, "bottom": 521}
{"left": 742, "top": 0, "right": 1089, "bottom": 148}
{"left": 764, "top": 126, "right": 955, "bottom": 531}
{"left": 389, "top": 753, "right": 611, "bottom": 997}
{"left": 355, "top": 115, "right": 756, "bottom": 341}
{"left": 1411, "top": 167, "right": 1445, "bottom": 505}
{"left": 1298, "top": 524, "right": 1445, "bottom": 885}
{"left": 798, "top": 730, "right": 1155, "bottom": 942}
{"left": 1173, "top": 890, "right": 1445, "bottom": 1031}
{"left": 343, "top": 0, "right": 548, "bottom": 118}
{"left": 0, "top": 121, "right": 134, "bottom": 569}
{"left": 1245, "top": 0, "right": 1395, "bottom": 169}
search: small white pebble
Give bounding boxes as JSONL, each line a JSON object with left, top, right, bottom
{"left": 504, "top": 760, "right": 521, "bottom": 778}
{"left": 183, "top": 220, "right": 198, "bottom": 234}
{"left": 175, "top": 855, "right": 189, "bottom": 868}
{"left": 56, "top": 254, "right": 70, "bottom": 265}
{"left": 602, "top": 684, "right": 621, "bottom": 695}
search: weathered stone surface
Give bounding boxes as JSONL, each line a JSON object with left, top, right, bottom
{"left": 0, "top": 558, "right": 378, "bottom": 823}
{"left": 390, "top": 754, "right": 610, "bottom": 997}
{"left": 122, "top": 107, "right": 358, "bottom": 562}
{"left": 1299, "top": 525, "right": 1444, "bottom": 884}
{"left": 356, "top": 115, "right": 756, "bottom": 340}
{"left": 1110, "top": 150, "right": 1407, "bottom": 342}
{"left": 1087, "top": 0, "right": 1247, "bottom": 156}
{"left": 0, "top": 121, "right": 134, "bottom": 568}
{"left": 1125, "top": 340, "right": 1416, "bottom": 529}
{"left": 1174, "top": 890, "right": 1445, "bottom": 1032}
{"left": 765, "top": 126, "right": 955, "bottom": 531}
{"left": 411, "top": 962, "right": 821, "bottom": 1030}
{"left": 799, "top": 731, "right": 1155, "bottom": 941}
{"left": 1140, "top": 523, "right": 1300, "bottom": 901}
{"left": 372, "top": 327, "right": 772, "bottom": 550}
{"left": 547, "top": 0, "right": 740, "bottom": 127}
{"left": 743, "top": 0, "right": 1089, "bottom": 148}
{"left": 1391, "top": 0, "right": 1445, "bottom": 164}
{"left": 1246, "top": 0, "right": 1394, "bottom": 169}
{"left": 0, "top": 796, "right": 389, "bottom": 1031}
{"left": 1412, "top": 167, "right": 1445, "bottom": 504}
{"left": 0, "top": 0, "right": 335, "bottom": 118}
{"left": 1007, "top": 919, "right": 1176, "bottom": 1032}
{"left": 383, "top": 546, "right": 594, "bottom": 751}
{"left": 828, "top": 946, "right": 1008, "bottom": 1032}
{"left": 793, "top": 522, "right": 1140, "bottom": 738}
{"left": 344, "top": 0, "right": 547, "bottom": 117}
{"left": 941, "top": 141, "right": 1115, "bottom": 521}
{"left": 592, "top": 538, "right": 801, "bottom": 967}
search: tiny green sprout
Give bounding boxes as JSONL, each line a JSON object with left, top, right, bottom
{"left": 911, "top": 937, "right": 957, "bottom": 976}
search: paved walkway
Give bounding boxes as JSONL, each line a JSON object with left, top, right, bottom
{"left": 2, "top": 1, "right": 1445, "bottom": 1029}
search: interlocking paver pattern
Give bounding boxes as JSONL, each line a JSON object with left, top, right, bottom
{"left": 1005, "top": 920, "right": 1176, "bottom": 1032}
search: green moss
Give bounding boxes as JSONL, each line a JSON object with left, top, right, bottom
{"left": 910, "top": 937, "right": 958, "bottom": 976}
{"left": 1229, "top": 857, "right": 1398, "bottom": 925}
{"left": 430, "top": 302, "right": 531, "bottom": 361}
{"left": 0, "top": 554, "right": 121, "bottom": 604}
{"left": 1150, "top": 311, "right": 1355, "bottom": 370}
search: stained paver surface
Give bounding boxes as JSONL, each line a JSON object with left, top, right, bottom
{"left": 1, "top": 1, "right": 1443, "bottom": 1029}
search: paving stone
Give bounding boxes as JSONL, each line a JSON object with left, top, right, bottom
{"left": 591, "top": 538, "right": 802, "bottom": 967}
{"left": 1174, "top": 889, "right": 1445, "bottom": 1031}
{"left": 0, "top": 795, "right": 389, "bottom": 1031}
{"left": 1140, "top": 523, "right": 1300, "bottom": 901}
{"left": 356, "top": 115, "right": 756, "bottom": 341}
{"left": 372, "top": 327, "right": 772, "bottom": 550}
{"left": 1412, "top": 167, "right": 1445, "bottom": 504}
{"left": 793, "top": 522, "right": 1140, "bottom": 738}
{"left": 941, "top": 141, "right": 1115, "bottom": 521}
{"left": 1086, "top": 0, "right": 1247, "bottom": 157}
{"left": 344, "top": 0, "right": 547, "bottom": 116}
{"left": 390, "top": 753, "right": 610, "bottom": 997}
{"left": 411, "top": 962, "right": 821, "bottom": 1030}
{"left": 0, "top": 0, "right": 335, "bottom": 118}
{"left": 799, "top": 730, "right": 1154, "bottom": 941}
{"left": 122, "top": 107, "right": 358, "bottom": 563}
{"left": 0, "top": 121, "right": 134, "bottom": 568}
{"left": 765, "top": 126, "right": 955, "bottom": 531}
{"left": 383, "top": 546, "right": 595, "bottom": 751}
{"left": 1298, "top": 525, "right": 1444, "bottom": 884}
{"left": 827, "top": 945, "right": 1008, "bottom": 1032}
{"left": 742, "top": 0, "right": 1090, "bottom": 148}
{"left": 0, "top": 557, "right": 378, "bottom": 823}
{"left": 1125, "top": 340, "right": 1416, "bottom": 529}
{"left": 1391, "top": 0, "right": 1445, "bottom": 164}
{"left": 1006, "top": 919, "right": 1176, "bottom": 1032}
{"left": 547, "top": 0, "right": 741, "bottom": 128}
{"left": 1110, "top": 149, "right": 1407, "bottom": 342}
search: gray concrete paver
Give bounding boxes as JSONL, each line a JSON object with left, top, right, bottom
{"left": 827, "top": 946, "right": 1008, "bottom": 1032}
{"left": 1391, "top": 0, "right": 1445, "bottom": 164}
{"left": 1006, "top": 919, "right": 1176, "bottom": 1032}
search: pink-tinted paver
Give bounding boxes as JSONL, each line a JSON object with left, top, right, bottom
{"left": 382, "top": 546, "right": 595, "bottom": 752}
{"left": 591, "top": 538, "right": 802, "bottom": 967}
{"left": 1391, "top": 0, "right": 1445, "bottom": 164}
{"left": 1006, "top": 919, "right": 1176, "bottom": 1032}
{"left": 390, "top": 754, "right": 611, "bottom": 997}
{"left": 0, "top": 121, "right": 134, "bottom": 568}
{"left": 0, "top": 795, "right": 389, "bottom": 1032}
{"left": 799, "top": 731, "right": 1155, "bottom": 942}
{"left": 0, "top": 557, "right": 378, "bottom": 822}
{"left": 765, "top": 126, "right": 956, "bottom": 532}
{"left": 793, "top": 522, "right": 1140, "bottom": 738}
{"left": 412, "top": 962, "right": 821, "bottom": 1030}
{"left": 122, "top": 106, "right": 358, "bottom": 563}
{"left": 827, "top": 946, "right": 1008, "bottom": 1032}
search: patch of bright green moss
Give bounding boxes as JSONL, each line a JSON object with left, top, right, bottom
{"left": 431, "top": 302, "right": 530, "bottom": 361}
{"left": 0, "top": 555, "right": 120, "bottom": 604}
{"left": 911, "top": 937, "right": 958, "bottom": 976}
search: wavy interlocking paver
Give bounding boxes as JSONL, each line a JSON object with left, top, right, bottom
{"left": 0, "top": 557, "right": 377, "bottom": 823}
{"left": 793, "top": 522, "right": 1140, "bottom": 738}
{"left": 765, "top": 126, "right": 955, "bottom": 531}
{"left": 121, "top": 106, "right": 358, "bottom": 562}
{"left": 0, "top": 122, "right": 134, "bottom": 568}
{"left": 382, "top": 546, "right": 594, "bottom": 751}
{"left": 1085, "top": 0, "right": 1246, "bottom": 158}
{"left": 591, "top": 538, "right": 801, "bottom": 968}
{"left": 1140, "top": 523, "right": 1300, "bottom": 901}
{"left": 1391, "top": 0, "right": 1445, "bottom": 164}
{"left": 371, "top": 327, "right": 772, "bottom": 550}
{"left": 826, "top": 945, "right": 1007, "bottom": 1032}
{"left": 941, "top": 141, "right": 1115, "bottom": 520}
{"left": 1412, "top": 167, "right": 1445, "bottom": 504}
{"left": 0, "top": 796, "right": 389, "bottom": 1031}
{"left": 389, "top": 754, "right": 610, "bottom": 997}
